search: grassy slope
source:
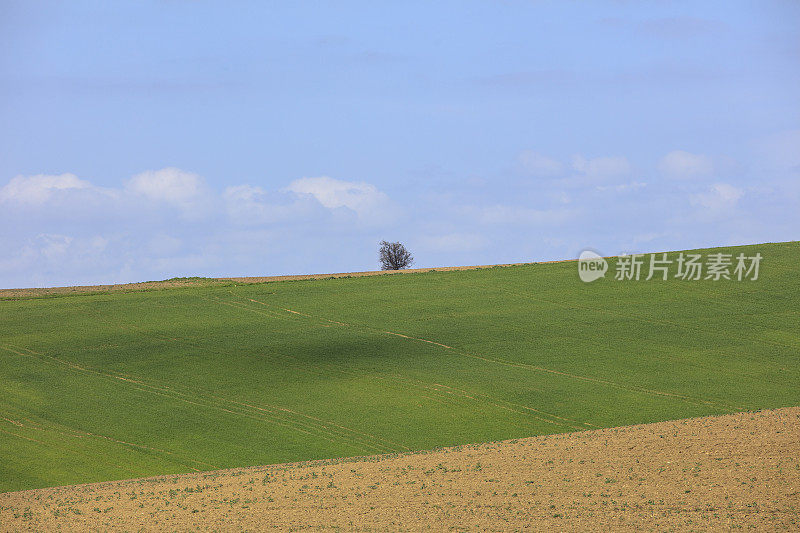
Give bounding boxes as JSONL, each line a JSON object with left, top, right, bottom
{"left": 0, "top": 242, "right": 798, "bottom": 492}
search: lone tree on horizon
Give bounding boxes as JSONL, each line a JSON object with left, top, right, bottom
{"left": 379, "top": 241, "right": 414, "bottom": 270}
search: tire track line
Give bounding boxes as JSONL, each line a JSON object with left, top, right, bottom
{"left": 244, "top": 350, "right": 567, "bottom": 434}
{"left": 0, "top": 406, "right": 212, "bottom": 472}
{"left": 381, "top": 330, "right": 738, "bottom": 412}
{"left": 1, "top": 344, "right": 384, "bottom": 457}
{"left": 428, "top": 383, "right": 600, "bottom": 429}
{"left": 0, "top": 427, "right": 48, "bottom": 445}
{"left": 244, "top": 297, "right": 740, "bottom": 414}
{"left": 113, "top": 367, "right": 400, "bottom": 455}
{"left": 210, "top": 396, "right": 412, "bottom": 453}
{"left": 203, "top": 295, "right": 294, "bottom": 321}
{"left": 236, "top": 298, "right": 580, "bottom": 430}
{"left": 241, "top": 297, "right": 593, "bottom": 429}
{"left": 86, "top": 313, "right": 403, "bottom": 453}
{"left": 93, "top": 325, "right": 406, "bottom": 454}
{"left": 171, "top": 298, "right": 565, "bottom": 434}
{"left": 0, "top": 417, "right": 160, "bottom": 476}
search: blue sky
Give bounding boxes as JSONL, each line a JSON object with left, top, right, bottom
{"left": 1, "top": 1, "right": 798, "bottom": 288}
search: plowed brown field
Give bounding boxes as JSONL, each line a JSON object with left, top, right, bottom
{"left": 2, "top": 407, "right": 798, "bottom": 531}
{"left": 0, "top": 261, "right": 555, "bottom": 298}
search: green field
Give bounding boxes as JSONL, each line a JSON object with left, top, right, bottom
{"left": 1, "top": 242, "right": 798, "bottom": 492}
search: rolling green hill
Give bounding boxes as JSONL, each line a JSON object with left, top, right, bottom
{"left": 1, "top": 242, "right": 798, "bottom": 492}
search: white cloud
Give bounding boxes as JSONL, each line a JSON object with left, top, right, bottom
{"left": 125, "top": 167, "right": 204, "bottom": 206}
{"left": 0, "top": 233, "right": 115, "bottom": 288}
{"left": 223, "top": 184, "right": 268, "bottom": 218}
{"left": 519, "top": 151, "right": 564, "bottom": 176}
{"left": 690, "top": 183, "right": 743, "bottom": 210}
{"left": 36, "top": 234, "right": 74, "bottom": 259}
{"left": 285, "top": 176, "right": 390, "bottom": 219}
{"left": 659, "top": 150, "right": 714, "bottom": 179}
{"left": 0, "top": 173, "right": 93, "bottom": 204}
{"left": 0, "top": 169, "right": 404, "bottom": 287}
{"left": 571, "top": 155, "right": 631, "bottom": 179}
{"left": 224, "top": 184, "right": 266, "bottom": 204}
{"left": 223, "top": 184, "right": 319, "bottom": 225}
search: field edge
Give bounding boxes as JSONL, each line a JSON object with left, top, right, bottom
{"left": 2, "top": 405, "right": 797, "bottom": 531}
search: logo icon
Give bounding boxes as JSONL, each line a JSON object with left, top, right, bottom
{"left": 578, "top": 250, "right": 607, "bottom": 282}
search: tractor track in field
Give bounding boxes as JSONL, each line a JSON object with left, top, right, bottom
{"left": 131, "top": 291, "right": 585, "bottom": 434}
{"left": 1, "top": 278, "right": 744, "bottom": 485}
{"left": 0, "top": 344, "right": 400, "bottom": 457}
{"left": 1, "top": 345, "right": 218, "bottom": 471}
{"left": 239, "top": 296, "right": 740, "bottom": 415}
{"left": 96, "top": 306, "right": 573, "bottom": 440}
{"left": 229, "top": 295, "right": 592, "bottom": 431}
{"left": 84, "top": 312, "right": 412, "bottom": 454}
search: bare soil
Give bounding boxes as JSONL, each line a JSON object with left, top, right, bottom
{"left": 0, "top": 279, "right": 225, "bottom": 299}
{"left": 2, "top": 407, "right": 797, "bottom": 531}
{"left": 219, "top": 261, "right": 551, "bottom": 284}
{"left": 0, "top": 261, "right": 566, "bottom": 299}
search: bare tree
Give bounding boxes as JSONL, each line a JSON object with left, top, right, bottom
{"left": 379, "top": 241, "right": 414, "bottom": 270}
